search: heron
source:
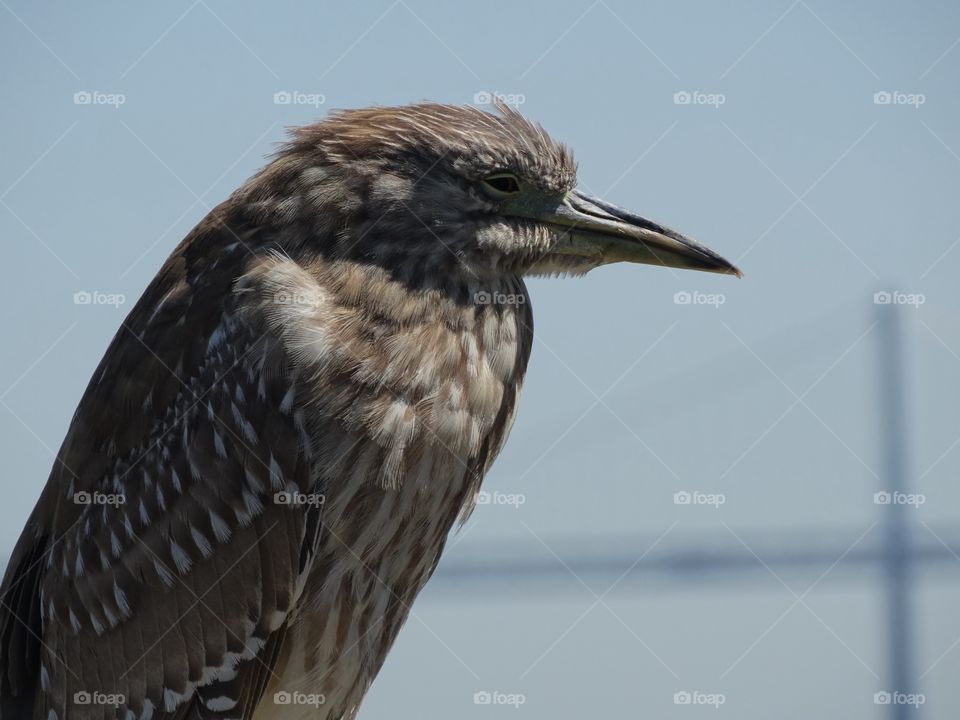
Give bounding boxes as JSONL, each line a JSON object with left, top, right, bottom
{"left": 0, "top": 102, "right": 739, "bottom": 719}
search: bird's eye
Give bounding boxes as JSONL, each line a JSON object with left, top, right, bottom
{"left": 480, "top": 173, "right": 521, "bottom": 196}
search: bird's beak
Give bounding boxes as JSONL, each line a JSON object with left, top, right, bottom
{"left": 533, "top": 189, "right": 741, "bottom": 276}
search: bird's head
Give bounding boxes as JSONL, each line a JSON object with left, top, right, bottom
{"left": 252, "top": 102, "right": 740, "bottom": 285}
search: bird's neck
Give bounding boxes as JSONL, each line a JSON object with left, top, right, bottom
{"left": 237, "top": 252, "right": 533, "bottom": 472}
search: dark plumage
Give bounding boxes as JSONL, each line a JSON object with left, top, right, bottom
{"left": 0, "top": 102, "right": 738, "bottom": 720}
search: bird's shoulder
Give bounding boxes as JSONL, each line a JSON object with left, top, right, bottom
{"left": 0, "top": 202, "right": 319, "bottom": 719}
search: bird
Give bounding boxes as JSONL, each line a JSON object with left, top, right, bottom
{"left": 0, "top": 102, "right": 739, "bottom": 720}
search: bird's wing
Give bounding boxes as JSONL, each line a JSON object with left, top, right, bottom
{"left": 0, "top": 210, "right": 323, "bottom": 720}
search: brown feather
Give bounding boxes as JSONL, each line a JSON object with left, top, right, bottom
{"left": 0, "top": 103, "right": 571, "bottom": 720}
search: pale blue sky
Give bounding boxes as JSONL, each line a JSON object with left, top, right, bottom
{"left": 2, "top": 1, "right": 960, "bottom": 717}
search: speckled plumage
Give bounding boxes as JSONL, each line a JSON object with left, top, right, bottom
{"left": 0, "top": 104, "right": 553, "bottom": 720}
{"left": 0, "top": 102, "right": 737, "bottom": 720}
